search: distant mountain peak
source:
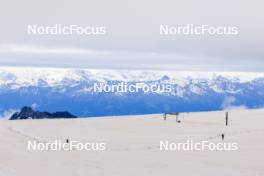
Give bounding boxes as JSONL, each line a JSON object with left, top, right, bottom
{"left": 1, "top": 67, "right": 264, "bottom": 117}
{"left": 10, "top": 106, "right": 77, "bottom": 120}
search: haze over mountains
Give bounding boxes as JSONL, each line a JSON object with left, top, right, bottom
{"left": 1, "top": 67, "right": 264, "bottom": 117}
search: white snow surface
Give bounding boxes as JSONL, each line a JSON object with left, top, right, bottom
{"left": 0, "top": 108, "right": 263, "bottom": 176}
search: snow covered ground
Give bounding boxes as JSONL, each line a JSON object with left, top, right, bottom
{"left": 0, "top": 108, "right": 263, "bottom": 176}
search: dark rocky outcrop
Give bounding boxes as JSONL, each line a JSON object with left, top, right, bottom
{"left": 10, "top": 106, "right": 77, "bottom": 120}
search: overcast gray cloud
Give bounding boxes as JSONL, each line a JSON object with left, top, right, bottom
{"left": 0, "top": 0, "right": 263, "bottom": 71}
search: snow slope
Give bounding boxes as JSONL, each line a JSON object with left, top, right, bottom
{"left": 0, "top": 108, "right": 263, "bottom": 176}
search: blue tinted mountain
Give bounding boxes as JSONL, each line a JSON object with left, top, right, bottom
{"left": 10, "top": 106, "right": 77, "bottom": 120}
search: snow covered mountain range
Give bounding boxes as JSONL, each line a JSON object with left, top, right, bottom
{"left": 1, "top": 67, "right": 264, "bottom": 117}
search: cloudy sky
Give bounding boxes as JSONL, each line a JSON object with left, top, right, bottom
{"left": 0, "top": 0, "right": 263, "bottom": 72}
